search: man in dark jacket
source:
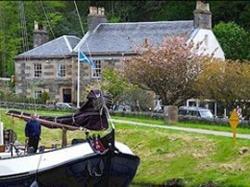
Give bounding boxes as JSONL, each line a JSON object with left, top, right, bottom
{"left": 25, "top": 114, "right": 41, "bottom": 153}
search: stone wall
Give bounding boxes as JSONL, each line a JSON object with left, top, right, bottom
{"left": 15, "top": 58, "right": 73, "bottom": 102}
{"left": 15, "top": 55, "right": 124, "bottom": 103}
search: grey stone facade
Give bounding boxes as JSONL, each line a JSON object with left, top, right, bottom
{"left": 15, "top": 34, "right": 82, "bottom": 103}
{"left": 15, "top": 58, "right": 74, "bottom": 102}
{"left": 15, "top": 53, "right": 123, "bottom": 103}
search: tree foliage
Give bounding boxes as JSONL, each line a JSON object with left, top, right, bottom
{"left": 102, "top": 67, "right": 154, "bottom": 111}
{"left": 213, "top": 22, "right": 250, "bottom": 60}
{"left": 101, "top": 67, "right": 129, "bottom": 103}
{"left": 124, "top": 36, "right": 205, "bottom": 106}
{"left": 195, "top": 59, "right": 250, "bottom": 109}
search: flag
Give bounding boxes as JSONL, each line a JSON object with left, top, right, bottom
{"left": 78, "top": 51, "right": 95, "bottom": 68}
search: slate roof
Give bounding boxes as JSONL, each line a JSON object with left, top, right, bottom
{"left": 16, "top": 35, "right": 80, "bottom": 60}
{"left": 74, "top": 20, "right": 194, "bottom": 55}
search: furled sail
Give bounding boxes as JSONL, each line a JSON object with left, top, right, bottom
{"left": 7, "top": 90, "right": 111, "bottom": 131}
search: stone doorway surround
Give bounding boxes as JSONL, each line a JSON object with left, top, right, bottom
{"left": 60, "top": 87, "right": 72, "bottom": 103}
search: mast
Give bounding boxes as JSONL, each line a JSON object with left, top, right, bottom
{"left": 77, "top": 49, "right": 80, "bottom": 108}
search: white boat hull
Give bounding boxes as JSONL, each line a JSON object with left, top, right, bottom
{"left": 0, "top": 141, "right": 140, "bottom": 187}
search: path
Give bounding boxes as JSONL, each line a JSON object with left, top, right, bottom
{"left": 111, "top": 119, "right": 250, "bottom": 140}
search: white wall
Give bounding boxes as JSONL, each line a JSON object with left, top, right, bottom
{"left": 188, "top": 28, "right": 225, "bottom": 60}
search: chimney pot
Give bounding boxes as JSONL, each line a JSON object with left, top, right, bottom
{"left": 87, "top": 6, "right": 107, "bottom": 32}
{"left": 89, "top": 6, "right": 97, "bottom": 16}
{"left": 98, "top": 7, "right": 101, "bottom": 15}
{"left": 196, "top": 1, "right": 210, "bottom": 12}
{"left": 101, "top": 7, "right": 105, "bottom": 16}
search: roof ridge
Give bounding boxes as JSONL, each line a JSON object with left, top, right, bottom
{"left": 65, "top": 35, "right": 81, "bottom": 40}
{"left": 98, "top": 20, "right": 193, "bottom": 26}
{"left": 73, "top": 31, "right": 90, "bottom": 52}
{"left": 63, "top": 35, "right": 72, "bottom": 52}
{"left": 17, "top": 36, "right": 65, "bottom": 56}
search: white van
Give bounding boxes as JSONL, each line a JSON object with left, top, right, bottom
{"left": 178, "top": 106, "right": 214, "bottom": 119}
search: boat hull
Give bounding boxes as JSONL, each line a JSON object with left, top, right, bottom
{"left": 0, "top": 151, "right": 139, "bottom": 187}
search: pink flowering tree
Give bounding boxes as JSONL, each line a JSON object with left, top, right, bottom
{"left": 125, "top": 36, "right": 204, "bottom": 105}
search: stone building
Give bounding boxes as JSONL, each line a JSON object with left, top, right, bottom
{"left": 15, "top": 1, "right": 224, "bottom": 103}
{"left": 15, "top": 22, "right": 80, "bottom": 103}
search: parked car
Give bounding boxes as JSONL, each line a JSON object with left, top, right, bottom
{"left": 55, "top": 102, "right": 76, "bottom": 110}
{"left": 178, "top": 106, "right": 214, "bottom": 120}
{"left": 113, "top": 104, "right": 132, "bottom": 112}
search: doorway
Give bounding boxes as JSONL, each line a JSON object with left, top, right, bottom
{"left": 62, "top": 88, "right": 72, "bottom": 103}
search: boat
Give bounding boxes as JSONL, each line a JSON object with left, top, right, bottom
{"left": 0, "top": 90, "right": 140, "bottom": 187}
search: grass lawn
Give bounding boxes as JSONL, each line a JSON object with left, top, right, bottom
{"left": 1, "top": 109, "right": 250, "bottom": 186}
{"left": 116, "top": 123, "right": 250, "bottom": 186}
{"left": 111, "top": 115, "right": 250, "bottom": 134}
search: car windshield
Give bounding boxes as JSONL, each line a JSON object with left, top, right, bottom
{"left": 199, "top": 110, "right": 213, "bottom": 118}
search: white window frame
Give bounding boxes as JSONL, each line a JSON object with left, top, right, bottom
{"left": 91, "top": 60, "right": 102, "bottom": 79}
{"left": 34, "top": 90, "right": 42, "bottom": 99}
{"left": 34, "top": 64, "right": 42, "bottom": 78}
{"left": 57, "top": 64, "right": 66, "bottom": 78}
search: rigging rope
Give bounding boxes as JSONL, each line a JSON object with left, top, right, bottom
{"left": 39, "top": 0, "right": 73, "bottom": 67}
{"left": 18, "top": 1, "right": 38, "bottom": 114}
{"left": 74, "top": 1, "right": 85, "bottom": 36}
{"left": 39, "top": 1, "right": 55, "bottom": 39}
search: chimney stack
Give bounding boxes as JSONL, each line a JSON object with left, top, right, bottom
{"left": 33, "top": 21, "right": 49, "bottom": 48}
{"left": 87, "top": 6, "right": 107, "bottom": 32}
{"left": 193, "top": 1, "right": 212, "bottom": 29}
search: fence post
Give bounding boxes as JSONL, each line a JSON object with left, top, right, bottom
{"left": 61, "top": 129, "right": 67, "bottom": 147}
{"left": 164, "top": 105, "right": 178, "bottom": 124}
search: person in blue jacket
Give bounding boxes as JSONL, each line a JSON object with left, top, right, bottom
{"left": 25, "top": 114, "right": 41, "bottom": 153}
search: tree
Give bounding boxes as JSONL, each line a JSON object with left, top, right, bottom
{"left": 102, "top": 67, "right": 154, "bottom": 111}
{"left": 210, "top": 1, "right": 250, "bottom": 31}
{"left": 124, "top": 36, "right": 204, "bottom": 106}
{"left": 121, "top": 86, "right": 154, "bottom": 111}
{"left": 41, "top": 91, "right": 50, "bottom": 104}
{"left": 101, "top": 67, "right": 129, "bottom": 103}
{"left": 0, "top": 1, "right": 66, "bottom": 77}
{"left": 213, "top": 22, "right": 250, "bottom": 60}
{"left": 0, "top": 2, "right": 20, "bottom": 77}
{"left": 195, "top": 59, "right": 250, "bottom": 111}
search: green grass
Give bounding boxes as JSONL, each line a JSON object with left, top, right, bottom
{"left": 2, "top": 109, "right": 250, "bottom": 186}
{"left": 116, "top": 123, "right": 250, "bottom": 186}
{"left": 112, "top": 115, "right": 250, "bottom": 134}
